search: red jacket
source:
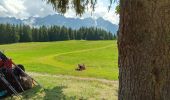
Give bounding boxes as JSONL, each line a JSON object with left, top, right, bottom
{"left": 0, "top": 59, "right": 13, "bottom": 69}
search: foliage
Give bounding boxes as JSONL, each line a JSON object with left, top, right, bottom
{"left": 45, "top": 0, "right": 97, "bottom": 15}
{"left": 115, "top": 5, "right": 120, "bottom": 14}
{"left": 45, "top": 0, "right": 120, "bottom": 15}
{"left": 0, "top": 24, "right": 116, "bottom": 44}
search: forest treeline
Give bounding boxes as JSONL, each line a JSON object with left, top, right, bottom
{"left": 0, "top": 24, "right": 116, "bottom": 44}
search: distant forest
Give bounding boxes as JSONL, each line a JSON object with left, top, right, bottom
{"left": 0, "top": 24, "right": 116, "bottom": 44}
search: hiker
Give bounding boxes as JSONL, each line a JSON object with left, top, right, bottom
{"left": 75, "top": 64, "right": 86, "bottom": 71}
{"left": 0, "top": 52, "right": 39, "bottom": 99}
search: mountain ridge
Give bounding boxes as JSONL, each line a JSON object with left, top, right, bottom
{"left": 0, "top": 14, "right": 118, "bottom": 34}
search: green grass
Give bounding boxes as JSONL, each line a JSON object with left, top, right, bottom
{"left": 1, "top": 40, "right": 119, "bottom": 100}
{"left": 0, "top": 40, "right": 118, "bottom": 80}
{"left": 10, "top": 73, "right": 118, "bottom": 100}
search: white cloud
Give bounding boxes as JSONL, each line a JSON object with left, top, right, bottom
{"left": 103, "top": 9, "right": 119, "bottom": 25}
{"left": 3, "top": 0, "right": 26, "bottom": 14}
{"left": 64, "top": 0, "right": 119, "bottom": 24}
{"left": 40, "top": 8, "right": 45, "bottom": 12}
{"left": 0, "top": 0, "right": 119, "bottom": 24}
{"left": 23, "top": 0, "right": 55, "bottom": 18}
{"left": 0, "top": 5, "right": 7, "bottom": 12}
{"left": 90, "top": 1, "right": 119, "bottom": 24}
{"left": 0, "top": 0, "right": 29, "bottom": 19}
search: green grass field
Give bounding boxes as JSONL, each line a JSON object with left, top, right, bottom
{"left": 14, "top": 72, "right": 118, "bottom": 100}
{"left": 8, "top": 73, "right": 118, "bottom": 100}
{"left": 0, "top": 40, "right": 118, "bottom": 80}
{"left": 0, "top": 40, "right": 119, "bottom": 100}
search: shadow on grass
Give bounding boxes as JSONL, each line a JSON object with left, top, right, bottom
{"left": 43, "top": 86, "right": 77, "bottom": 100}
{"left": 21, "top": 85, "right": 89, "bottom": 100}
{"left": 21, "top": 85, "right": 43, "bottom": 99}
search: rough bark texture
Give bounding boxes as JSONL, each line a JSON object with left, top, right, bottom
{"left": 118, "top": 0, "right": 170, "bottom": 100}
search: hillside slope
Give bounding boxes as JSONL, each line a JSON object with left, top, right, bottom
{"left": 0, "top": 40, "right": 118, "bottom": 80}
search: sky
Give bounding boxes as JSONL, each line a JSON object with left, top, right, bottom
{"left": 0, "top": 0, "right": 119, "bottom": 24}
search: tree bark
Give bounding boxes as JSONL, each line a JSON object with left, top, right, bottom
{"left": 118, "top": 0, "right": 170, "bottom": 100}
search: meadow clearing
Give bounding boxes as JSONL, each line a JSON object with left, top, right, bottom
{"left": 1, "top": 40, "right": 119, "bottom": 100}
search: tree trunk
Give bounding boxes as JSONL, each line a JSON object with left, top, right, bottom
{"left": 118, "top": 0, "right": 170, "bottom": 100}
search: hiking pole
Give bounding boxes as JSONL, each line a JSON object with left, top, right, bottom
{"left": 10, "top": 71, "right": 24, "bottom": 92}
{"left": 0, "top": 73, "right": 21, "bottom": 99}
{"left": 18, "top": 67, "right": 43, "bottom": 88}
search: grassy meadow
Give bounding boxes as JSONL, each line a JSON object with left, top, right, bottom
{"left": 11, "top": 73, "right": 118, "bottom": 100}
{"left": 0, "top": 40, "right": 118, "bottom": 80}
{"left": 0, "top": 40, "right": 119, "bottom": 100}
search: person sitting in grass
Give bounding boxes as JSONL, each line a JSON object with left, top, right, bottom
{"left": 76, "top": 64, "right": 86, "bottom": 71}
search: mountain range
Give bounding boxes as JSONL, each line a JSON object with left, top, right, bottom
{"left": 0, "top": 14, "right": 118, "bottom": 34}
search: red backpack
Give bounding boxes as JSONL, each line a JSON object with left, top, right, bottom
{"left": 0, "top": 59, "right": 13, "bottom": 69}
{"left": 3, "top": 59, "right": 13, "bottom": 69}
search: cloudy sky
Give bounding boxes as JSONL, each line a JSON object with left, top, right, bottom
{"left": 0, "top": 0, "right": 119, "bottom": 24}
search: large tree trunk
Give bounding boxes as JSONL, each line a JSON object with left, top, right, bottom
{"left": 118, "top": 0, "right": 170, "bottom": 100}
